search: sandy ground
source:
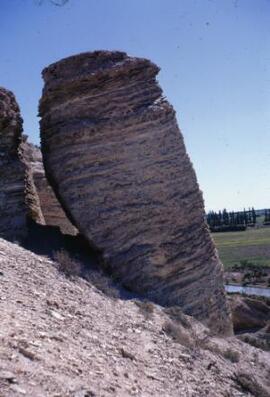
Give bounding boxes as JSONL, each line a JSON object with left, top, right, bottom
{"left": 0, "top": 238, "right": 270, "bottom": 397}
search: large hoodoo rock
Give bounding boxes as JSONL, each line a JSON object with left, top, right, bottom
{"left": 0, "top": 88, "right": 43, "bottom": 241}
{"left": 39, "top": 51, "right": 232, "bottom": 334}
{"left": 22, "top": 141, "right": 77, "bottom": 235}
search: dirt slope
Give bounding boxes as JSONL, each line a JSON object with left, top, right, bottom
{"left": 0, "top": 238, "right": 269, "bottom": 397}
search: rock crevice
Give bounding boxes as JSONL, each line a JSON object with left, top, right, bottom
{"left": 22, "top": 141, "right": 77, "bottom": 235}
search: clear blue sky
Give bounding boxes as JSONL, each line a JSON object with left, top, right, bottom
{"left": 1, "top": 0, "right": 269, "bottom": 211}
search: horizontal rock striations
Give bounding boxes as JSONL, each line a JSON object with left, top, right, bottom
{"left": 22, "top": 141, "right": 77, "bottom": 235}
{"left": 39, "top": 51, "right": 232, "bottom": 334}
{"left": 0, "top": 88, "right": 43, "bottom": 241}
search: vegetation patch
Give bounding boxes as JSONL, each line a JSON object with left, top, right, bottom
{"left": 53, "top": 249, "right": 82, "bottom": 278}
{"left": 162, "top": 320, "right": 193, "bottom": 348}
{"left": 212, "top": 226, "right": 270, "bottom": 270}
{"left": 163, "top": 306, "right": 192, "bottom": 329}
{"left": 85, "top": 270, "right": 120, "bottom": 299}
{"left": 223, "top": 348, "right": 240, "bottom": 363}
{"left": 134, "top": 300, "right": 155, "bottom": 320}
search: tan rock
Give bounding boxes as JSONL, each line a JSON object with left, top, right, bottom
{"left": 39, "top": 51, "right": 232, "bottom": 334}
{"left": 0, "top": 88, "right": 43, "bottom": 241}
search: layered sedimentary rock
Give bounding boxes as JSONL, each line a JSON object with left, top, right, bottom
{"left": 22, "top": 141, "right": 77, "bottom": 235}
{"left": 0, "top": 88, "right": 43, "bottom": 241}
{"left": 39, "top": 51, "right": 232, "bottom": 334}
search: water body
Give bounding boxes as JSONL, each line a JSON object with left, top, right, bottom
{"left": 225, "top": 284, "right": 270, "bottom": 298}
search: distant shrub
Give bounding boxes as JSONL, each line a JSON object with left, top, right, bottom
{"left": 240, "top": 260, "right": 258, "bottom": 270}
{"left": 53, "top": 249, "right": 120, "bottom": 297}
{"left": 223, "top": 348, "right": 240, "bottom": 363}
{"left": 210, "top": 225, "right": 246, "bottom": 232}
{"left": 239, "top": 334, "right": 268, "bottom": 351}
{"left": 85, "top": 270, "right": 120, "bottom": 299}
{"left": 53, "top": 250, "right": 82, "bottom": 278}
{"left": 202, "top": 341, "right": 241, "bottom": 363}
{"left": 134, "top": 300, "right": 155, "bottom": 320}
{"left": 235, "top": 260, "right": 267, "bottom": 286}
{"left": 235, "top": 371, "right": 269, "bottom": 397}
{"left": 164, "top": 306, "right": 191, "bottom": 329}
{"left": 233, "top": 260, "right": 265, "bottom": 273}
{"left": 162, "top": 320, "right": 193, "bottom": 348}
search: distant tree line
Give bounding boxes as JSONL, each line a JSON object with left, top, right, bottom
{"left": 207, "top": 208, "right": 256, "bottom": 232}
{"left": 264, "top": 209, "right": 270, "bottom": 225}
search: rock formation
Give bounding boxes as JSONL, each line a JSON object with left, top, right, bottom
{"left": 228, "top": 294, "right": 270, "bottom": 351}
{"left": 228, "top": 294, "right": 270, "bottom": 332}
{"left": 39, "top": 51, "right": 232, "bottom": 334}
{"left": 22, "top": 141, "right": 77, "bottom": 235}
{"left": 0, "top": 88, "right": 43, "bottom": 241}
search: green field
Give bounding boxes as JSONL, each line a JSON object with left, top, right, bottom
{"left": 212, "top": 226, "right": 270, "bottom": 269}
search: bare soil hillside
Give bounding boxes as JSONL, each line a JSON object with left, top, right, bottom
{"left": 0, "top": 238, "right": 270, "bottom": 397}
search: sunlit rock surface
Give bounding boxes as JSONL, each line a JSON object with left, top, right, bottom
{"left": 0, "top": 88, "right": 43, "bottom": 241}
{"left": 39, "top": 51, "right": 232, "bottom": 334}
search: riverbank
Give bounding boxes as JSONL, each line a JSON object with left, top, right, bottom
{"left": 226, "top": 284, "right": 270, "bottom": 298}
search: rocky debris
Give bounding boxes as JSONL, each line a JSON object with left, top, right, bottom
{"left": 39, "top": 51, "right": 232, "bottom": 335}
{"left": 0, "top": 237, "right": 270, "bottom": 397}
{"left": 228, "top": 294, "right": 270, "bottom": 352}
{"left": 239, "top": 322, "right": 270, "bottom": 351}
{"left": 234, "top": 371, "right": 270, "bottom": 397}
{"left": 22, "top": 141, "right": 77, "bottom": 235}
{"left": 0, "top": 88, "right": 43, "bottom": 241}
{"left": 228, "top": 294, "right": 270, "bottom": 332}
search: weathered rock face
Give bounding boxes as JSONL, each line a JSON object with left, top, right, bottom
{"left": 22, "top": 141, "right": 77, "bottom": 235}
{"left": 228, "top": 294, "right": 270, "bottom": 332}
{"left": 39, "top": 51, "right": 232, "bottom": 334}
{"left": 0, "top": 88, "right": 43, "bottom": 241}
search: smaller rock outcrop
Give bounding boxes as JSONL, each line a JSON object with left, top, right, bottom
{"left": 239, "top": 322, "right": 270, "bottom": 351}
{"left": 228, "top": 294, "right": 270, "bottom": 332}
{"left": 0, "top": 88, "right": 43, "bottom": 241}
{"left": 22, "top": 141, "right": 77, "bottom": 235}
{"left": 228, "top": 294, "right": 270, "bottom": 350}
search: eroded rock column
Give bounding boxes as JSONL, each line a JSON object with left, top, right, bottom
{"left": 39, "top": 51, "right": 232, "bottom": 334}
{"left": 0, "top": 88, "right": 43, "bottom": 241}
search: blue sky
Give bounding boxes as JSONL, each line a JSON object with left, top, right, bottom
{"left": 1, "top": 0, "right": 269, "bottom": 211}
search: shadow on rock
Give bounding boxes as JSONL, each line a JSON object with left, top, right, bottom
{"left": 23, "top": 220, "right": 139, "bottom": 301}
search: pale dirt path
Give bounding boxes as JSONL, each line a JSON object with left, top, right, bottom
{"left": 0, "top": 238, "right": 269, "bottom": 397}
